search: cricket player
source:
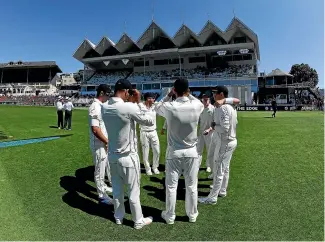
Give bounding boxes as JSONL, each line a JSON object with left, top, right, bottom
{"left": 56, "top": 96, "right": 64, "bottom": 129}
{"left": 88, "top": 84, "right": 113, "bottom": 205}
{"left": 271, "top": 97, "right": 277, "bottom": 118}
{"left": 102, "top": 79, "right": 154, "bottom": 229}
{"left": 63, "top": 97, "right": 74, "bottom": 130}
{"left": 154, "top": 78, "right": 204, "bottom": 224}
{"left": 197, "top": 94, "right": 214, "bottom": 172}
{"left": 199, "top": 86, "right": 238, "bottom": 204}
{"left": 139, "top": 92, "right": 160, "bottom": 175}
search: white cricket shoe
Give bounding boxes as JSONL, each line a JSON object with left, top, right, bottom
{"left": 198, "top": 197, "right": 217, "bottom": 205}
{"left": 134, "top": 217, "right": 153, "bottom": 229}
{"left": 106, "top": 187, "right": 113, "bottom": 193}
{"left": 115, "top": 219, "right": 123, "bottom": 225}
{"left": 161, "top": 211, "right": 174, "bottom": 224}
{"left": 146, "top": 169, "right": 153, "bottom": 176}
{"left": 153, "top": 168, "right": 160, "bottom": 175}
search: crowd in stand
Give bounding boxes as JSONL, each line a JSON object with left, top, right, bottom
{"left": 87, "top": 65, "right": 255, "bottom": 85}
{"left": 1, "top": 95, "right": 57, "bottom": 106}
{"left": 87, "top": 71, "right": 129, "bottom": 85}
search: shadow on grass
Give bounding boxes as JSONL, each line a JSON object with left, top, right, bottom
{"left": 60, "top": 166, "right": 122, "bottom": 225}
{"left": 143, "top": 176, "right": 211, "bottom": 202}
{"left": 60, "top": 165, "right": 191, "bottom": 226}
{"left": 0, "top": 130, "right": 9, "bottom": 140}
{"left": 49, "top": 125, "right": 58, "bottom": 129}
{"left": 264, "top": 117, "right": 274, "bottom": 119}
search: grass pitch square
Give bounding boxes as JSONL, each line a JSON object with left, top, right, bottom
{"left": 0, "top": 106, "right": 323, "bottom": 241}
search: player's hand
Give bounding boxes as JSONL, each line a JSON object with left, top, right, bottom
{"left": 168, "top": 88, "right": 175, "bottom": 97}
{"left": 129, "top": 89, "right": 141, "bottom": 103}
{"left": 203, "top": 129, "right": 210, "bottom": 135}
{"left": 161, "top": 129, "right": 165, "bottom": 135}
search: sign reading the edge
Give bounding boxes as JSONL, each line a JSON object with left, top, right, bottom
{"left": 236, "top": 105, "right": 313, "bottom": 111}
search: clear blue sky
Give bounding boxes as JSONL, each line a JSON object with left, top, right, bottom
{"left": 0, "top": 0, "right": 323, "bottom": 87}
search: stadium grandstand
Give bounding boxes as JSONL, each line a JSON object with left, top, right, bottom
{"left": 0, "top": 61, "right": 63, "bottom": 105}
{"left": 0, "top": 61, "right": 61, "bottom": 96}
{"left": 74, "top": 17, "right": 260, "bottom": 104}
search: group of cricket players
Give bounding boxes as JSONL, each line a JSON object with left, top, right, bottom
{"left": 88, "top": 78, "right": 239, "bottom": 229}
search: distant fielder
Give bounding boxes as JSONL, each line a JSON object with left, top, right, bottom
{"left": 139, "top": 92, "right": 160, "bottom": 175}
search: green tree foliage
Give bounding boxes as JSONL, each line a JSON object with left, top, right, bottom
{"left": 289, "top": 63, "right": 319, "bottom": 87}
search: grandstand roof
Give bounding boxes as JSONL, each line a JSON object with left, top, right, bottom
{"left": 173, "top": 24, "right": 201, "bottom": 47}
{"left": 199, "top": 20, "right": 225, "bottom": 43}
{"left": 115, "top": 33, "right": 140, "bottom": 53}
{"left": 95, "top": 37, "right": 118, "bottom": 55}
{"left": 74, "top": 16, "right": 260, "bottom": 61}
{"left": 266, "top": 68, "right": 293, "bottom": 77}
{"left": 0, "top": 61, "right": 62, "bottom": 72}
{"left": 137, "top": 21, "right": 176, "bottom": 49}
{"left": 73, "top": 39, "right": 97, "bottom": 60}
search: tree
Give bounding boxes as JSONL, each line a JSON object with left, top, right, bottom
{"left": 289, "top": 63, "right": 319, "bottom": 87}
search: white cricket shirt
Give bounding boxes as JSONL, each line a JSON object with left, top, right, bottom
{"left": 155, "top": 94, "right": 204, "bottom": 159}
{"left": 56, "top": 101, "right": 63, "bottom": 111}
{"left": 63, "top": 101, "right": 74, "bottom": 111}
{"left": 199, "top": 103, "right": 214, "bottom": 133}
{"left": 101, "top": 97, "right": 154, "bottom": 166}
{"left": 88, "top": 98, "right": 108, "bottom": 149}
{"left": 138, "top": 102, "right": 157, "bottom": 132}
{"left": 212, "top": 104, "right": 238, "bottom": 141}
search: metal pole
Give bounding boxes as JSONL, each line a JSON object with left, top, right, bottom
{"left": 178, "top": 53, "right": 181, "bottom": 76}
{"left": 83, "top": 64, "right": 85, "bottom": 83}
{"left": 143, "top": 57, "right": 146, "bottom": 80}
{"left": 27, "top": 68, "right": 29, "bottom": 84}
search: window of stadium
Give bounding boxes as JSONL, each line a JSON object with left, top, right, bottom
{"left": 134, "top": 61, "right": 149, "bottom": 67}
{"left": 154, "top": 58, "right": 183, "bottom": 66}
{"left": 143, "top": 84, "right": 151, "bottom": 89}
{"left": 152, "top": 83, "right": 160, "bottom": 89}
{"left": 188, "top": 57, "right": 205, "bottom": 63}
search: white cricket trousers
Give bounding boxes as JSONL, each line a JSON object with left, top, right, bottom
{"left": 140, "top": 130, "right": 160, "bottom": 171}
{"left": 109, "top": 153, "right": 144, "bottom": 224}
{"left": 164, "top": 157, "right": 200, "bottom": 222}
{"left": 206, "top": 132, "right": 219, "bottom": 173}
{"left": 208, "top": 139, "right": 237, "bottom": 201}
{"left": 92, "top": 146, "right": 111, "bottom": 199}
{"left": 197, "top": 132, "right": 212, "bottom": 168}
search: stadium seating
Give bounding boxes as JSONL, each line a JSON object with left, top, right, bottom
{"left": 87, "top": 71, "right": 129, "bottom": 85}
{"left": 84, "top": 65, "right": 255, "bottom": 85}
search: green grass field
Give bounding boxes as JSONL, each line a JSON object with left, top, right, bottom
{"left": 0, "top": 106, "right": 323, "bottom": 241}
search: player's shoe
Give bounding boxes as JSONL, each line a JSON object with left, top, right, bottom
{"left": 105, "top": 187, "right": 113, "bottom": 193}
{"left": 146, "top": 169, "right": 152, "bottom": 176}
{"left": 218, "top": 193, "right": 227, "bottom": 197}
{"left": 153, "top": 168, "right": 160, "bottom": 175}
{"left": 198, "top": 197, "right": 217, "bottom": 205}
{"left": 98, "top": 197, "right": 114, "bottom": 205}
{"left": 206, "top": 167, "right": 212, "bottom": 173}
{"left": 161, "top": 211, "right": 174, "bottom": 225}
{"left": 189, "top": 217, "right": 197, "bottom": 223}
{"left": 115, "top": 219, "right": 123, "bottom": 225}
{"left": 134, "top": 217, "right": 153, "bottom": 229}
